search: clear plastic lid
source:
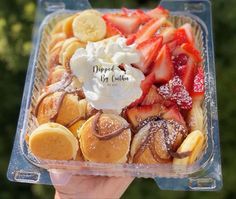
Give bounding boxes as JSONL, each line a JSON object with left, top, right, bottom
{"left": 7, "top": 0, "right": 222, "bottom": 191}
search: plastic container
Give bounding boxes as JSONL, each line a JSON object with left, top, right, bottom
{"left": 7, "top": 0, "right": 222, "bottom": 191}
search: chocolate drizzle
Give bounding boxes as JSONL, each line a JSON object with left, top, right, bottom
{"left": 92, "top": 111, "right": 130, "bottom": 140}
{"left": 135, "top": 116, "right": 161, "bottom": 132}
{"left": 49, "top": 92, "right": 66, "bottom": 122}
{"left": 34, "top": 73, "right": 89, "bottom": 126}
{"left": 65, "top": 115, "right": 85, "bottom": 128}
{"left": 133, "top": 117, "right": 190, "bottom": 163}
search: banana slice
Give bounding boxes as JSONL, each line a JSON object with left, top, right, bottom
{"left": 61, "top": 41, "right": 85, "bottom": 71}
{"left": 173, "top": 130, "right": 205, "bottom": 165}
{"left": 62, "top": 14, "right": 79, "bottom": 37}
{"left": 187, "top": 101, "right": 204, "bottom": 133}
{"left": 80, "top": 9, "right": 102, "bottom": 17}
{"left": 59, "top": 37, "right": 80, "bottom": 63}
{"left": 72, "top": 12, "right": 106, "bottom": 42}
{"left": 69, "top": 120, "right": 86, "bottom": 137}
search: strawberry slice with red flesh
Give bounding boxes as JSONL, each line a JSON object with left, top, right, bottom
{"left": 135, "top": 17, "right": 167, "bottom": 44}
{"left": 129, "top": 73, "right": 155, "bottom": 107}
{"left": 192, "top": 67, "right": 205, "bottom": 99}
{"left": 178, "top": 58, "right": 196, "bottom": 93}
{"left": 172, "top": 53, "right": 189, "bottom": 71}
{"left": 174, "top": 29, "right": 189, "bottom": 46}
{"left": 174, "top": 23, "right": 194, "bottom": 46}
{"left": 133, "top": 9, "right": 151, "bottom": 24}
{"left": 180, "top": 23, "right": 194, "bottom": 44}
{"left": 141, "top": 85, "right": 176, "bottom": 107}
{"left": 135, "top": 36, "right": 163, "bottom": 74}
{"left": 166, "top": 40, "right": 178, "bottom": 52}
{"left": 122, "top": 7, "right": 132, "bottom": 15}
{"left": 126, "top": 103, "right": 162, "bottom": 127}
{"left": 126, "top": 34, "right": 136, "bottom": 45}
{"left": 160, "top": 27, "right": 176, "bottom": 44}
{"left": 151, "top": 44, "right": 174, "bottom": 83}
{"left": 161, "top": 105, "right": 186, "bottom": 126}
{"left": 105, "top": 20, "right": 122, "bottom": 38}
{"left": 181, "top": 43, "right": 202, "bottom": 63}
{"left": 146, "top": 6, "right": 169, "bottom": 19}
{"left": 141, "top": 85, "right": 164, "bottom": 105}
{"left": 122, "top": 8, "right": 151, "bottom": 24}
{"left": 103, "top": 14, "right": 141, "bottom": 35}
{"left": 158, "top": 76, "right": 192, "bottom": 109}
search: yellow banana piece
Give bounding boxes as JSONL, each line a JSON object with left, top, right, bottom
{"left": 80, "top": 9, "right": 102, "bottom": 16}
{"left": 69, "top": 120, "right": 86, "bottom": 137}
{"left": 59, "top": 37, "right": 79, "bottom": 63}
{"left": 72, "top": 12, "right": 106, "bottom": 42}
{"left": 187, "top": 95, "right": 205, "bottom": 133}
{"left": 62, "top": 14, "right": 79, "bottom": 37}
{"left": 173, "top": 130, "right": 205, "bottom": 165}
{"left": 61, "top": 41, "right": 85, "bottom": 71}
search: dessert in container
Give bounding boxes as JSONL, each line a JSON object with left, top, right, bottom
{"left": 7, "top": 0, "right": 222, "bottom": 191}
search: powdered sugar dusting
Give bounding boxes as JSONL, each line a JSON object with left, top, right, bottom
{"left": 158, "top": 76, "right": 192, "bottom": 109}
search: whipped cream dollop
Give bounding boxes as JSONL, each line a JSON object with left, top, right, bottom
{"left": 70, "top": 36, "right": 144, "bottom": 114}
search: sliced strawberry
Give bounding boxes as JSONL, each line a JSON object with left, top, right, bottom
{"left": 141, "top": 85, "right": 176, "bottom": 107}
{"left": 181, "top": 43, "right": 202, "bottom": 63}
{"left": 105, "top": 20, "right": 122, "bottom": 38}
{"left": 121, "top": 7, "right": 132, "bottom": 15}
{"left": 158, "top": 76, "right": 192, "bottom": 109}
{"left": 192, "top": 67, "right": 205, "bottom": 98}
{"left": 174, "top": 29, "right": 189, "bottom": 45}
{"left": 121, "top": 8, "right": 150, "bottom": 24}
{"left": 126, "top": 34, "right": 136, "bottom": 45}
{"left": 103, "top": 13, "right": 141, "bottom": 35}
{"left": 172, "top": 53, "right": 189, "bottom": 70}
{"left": 146, "top": 6, "right": 169, "bottom": 19}
{"left": 129, "top": 73, "right": 155, "bottom": 107}
{"left": 161, "top": 105, "right": 186, "bottom": 126}
{"left": 135, "top": 17, "right": 167, "bottom": 44}
{"left": 180, "top": 23, "right": 194, "bottom": 44}
{"left": 174, "top": 23, "right": 194, "bottom": 46}
{"left": 141, "top": 85, "right": 163, "bottom": 105}
{"left": 151, "top": 45, "right": 174, "bottom": 83}
{"left": 166, "top": 40, "right": 178, "bottom": 52}
{"left": 160, "top": 27, "right": 176, "bottom": 44}
{"left": 126, "top": 103, "right": 162, "bottom": 127}
{"left": 133, "top": 9, "right": 151, "bottom": 24}
{"left": 178, "top": 59, "right": 196, "bottom": 93}
{"left": 135, "top": 36, "right": 163, "bottom": 74}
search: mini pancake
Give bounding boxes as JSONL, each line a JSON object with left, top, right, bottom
{"left": 79, "top": 113, "right": 131, "bottom": 163}
{"left": 47, "top": 65, "right": 66, "bottom": 85}
{"left": 130, "top": 118, "right": 187, "bottom": 164}
{"left": 48, "top": 41, "right": 65, "bottom": 69}
{"left": 36, "top": 92, "right": 87, "bottom": 126}
{"left": 62, "top": 14, "right": 79, "bottom": 37}
{"left": 68, "top": 120, "right": 86, "bottom": 161}
{"left": 48, "top": 33, "right": 67, "bottom": 52}
{"left": 29, "top": 122, "right": 78, "bottom": 160}
{"left": 61, "top": 41, "right": 85, "bottom": 71}
{"left": 59, "top": 37, "right": 80, "bottom": 63}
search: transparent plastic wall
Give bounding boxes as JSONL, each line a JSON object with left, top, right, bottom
{"left": 7, "top": 0, "right": 222, "bottom": 191}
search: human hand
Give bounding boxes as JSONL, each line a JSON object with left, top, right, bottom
{"left": 50, "top": 171, "right": 134, "bottom": 199}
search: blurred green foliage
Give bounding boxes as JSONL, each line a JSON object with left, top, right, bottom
{"left": 0, "top": 0, "right": 235, "bottom": 198}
